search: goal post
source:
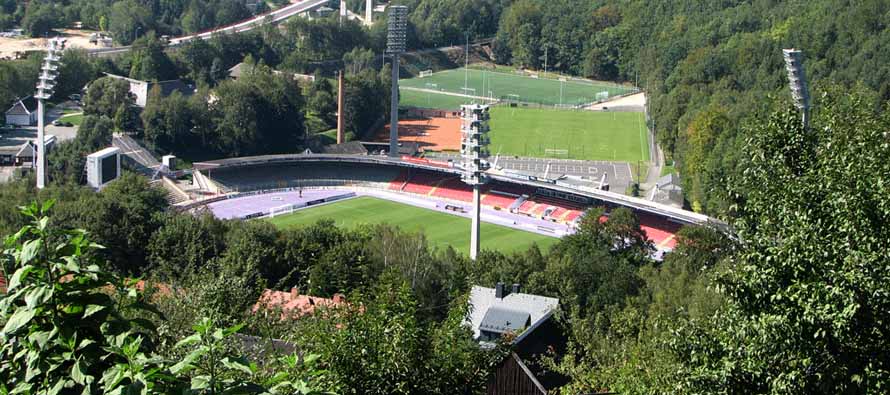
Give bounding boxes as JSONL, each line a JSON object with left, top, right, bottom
{"left": 544, "top": 148, "right": 569, "bottom": 157}
{"left": 269, "top": 203, "right": 296, "bottom": 217}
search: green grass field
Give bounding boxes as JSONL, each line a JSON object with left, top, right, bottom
{"left": 400, "top": 67, "right": 635, "bottom": 107}
{"left": 57, "top": 112, "right": 84, "bottom": 126}
{"left": 267, "top": 196, "right": 558, "bottom": 254}
{"left": 489, "top": 107, "right": 649, "bottom": 162}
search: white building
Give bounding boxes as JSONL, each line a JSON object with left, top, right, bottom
{"left": 5, "top": 96, "right": 37, "bottom": 126}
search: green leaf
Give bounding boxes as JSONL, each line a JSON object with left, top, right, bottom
{"left": 41, "top": 199, "right": 55, "bottom": 214}
{"left": 24, "top": 286, "right": 52, "bottom": 309}
{"left": 47, "top": 378, "right": 65, "bottom": 395}
{"left": 7, "top": 265, "right": 34, "bottom": 291}
{"left": 175, "top": 333, "right": 202, "bottom": 348}
{"left": 71, "top": 358, "right": 86, "bottom": 385}
{"left": 221, "top": 357, "right": 255, "bottom": 376}
{"left": 82, "top": 304, "right": 106, "bottom": 319}
{"left": 19, "top": 240, "right": 41, "bottom": 265}
{"left": 190, "top": 375, "right": 211, "bottom": 390}
{"left": 28, "top": 329, "right": 55, "bottom": 348}
{"left": 2, "top": 308, "right": 35, "bottom": 334}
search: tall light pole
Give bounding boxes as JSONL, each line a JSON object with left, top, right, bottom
{"left": 386, "top": 5, "right": 407, "bottom": 157}
{"left": 782, "top": 48, "right": 811, "bottom": 128}
{"left": 460, "top": 104, "right": 491, "bottom": 260}
{"left": 35, "top": 37, "right": 65, "bottom": 189}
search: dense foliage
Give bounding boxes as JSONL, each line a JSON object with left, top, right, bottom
{"left": 0, "top": 201, "right": 331, "bottom": 394}
{"left": 491, "top": 0, "right": 890, "bottom": 217}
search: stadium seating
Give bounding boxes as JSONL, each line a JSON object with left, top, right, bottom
{"left": 481, "top": 190, "right": 519, "bottom": 209}
{"left": 432, "top": 177, "right": 474, "bottom": 202}
{"left": 637, "top": 212, "right": 682, "bottom": 249}
{"left": 389, "top": 170, "right": 410, "bottom": 191}
{"left": 402, "top": 171, "right": 439, "bottom": 195}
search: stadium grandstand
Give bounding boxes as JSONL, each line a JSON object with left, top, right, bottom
{"left": 189, "top": 155, "right": 711, "bottom": 252}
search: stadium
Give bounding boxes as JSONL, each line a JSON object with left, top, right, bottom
{"left": 185, "top": 153, "right": 713, "bottom": 254}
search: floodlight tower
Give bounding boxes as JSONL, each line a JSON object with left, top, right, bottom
{"left": 35, "top": 38, "right": 66, "bottom": 189}
{"left": 460, "top": 104, "right": 491, "bottom": 260}
{"left": 782, "top": 48, "right": 811, "bottom": 128}
{"left": 386, "top": 5, "right": 407, "bottom": 157}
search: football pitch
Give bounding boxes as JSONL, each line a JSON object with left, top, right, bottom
{"left": 267, "top": 196, "right": 558, "bottom": 253}
{"left": 489, "top": 107, "right": 650, "bottom": 162}
{"left": 400, "top": 67, "right": 635, "bottom": 108}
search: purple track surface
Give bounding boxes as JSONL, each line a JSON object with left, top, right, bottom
{"left": 208, "top": 190, "right": 348, "bottom": 220}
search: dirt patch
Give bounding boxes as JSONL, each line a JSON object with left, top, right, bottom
{"left": 380, "top": 116, "right": 462, "bottom": 152}
{"left": 0, "top": 29, "right": 104, "bottom": 59}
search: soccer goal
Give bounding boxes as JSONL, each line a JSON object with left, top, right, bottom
{"left": 419, "top": 69, "right": 434, "bottom": 78}
{"left": 544, "top": 148, "right": 569, "bottom": 157}
{"left": 269, "top": 203, "right": 296, "bottom": 218}
{"left": 596, "top": 91, "right": 610, "bottom": 101}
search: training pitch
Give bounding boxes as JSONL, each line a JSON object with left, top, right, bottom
{"left": 488, "top": 107, "right": 650, "bottom": 162}
{"left": 400, "top": 67, "right": 635, "bottom": 107}
{"left": 267, "top": 196, "right": 558, "bottom": 253}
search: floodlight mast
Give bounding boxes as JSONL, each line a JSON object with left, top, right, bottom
{"left": 386, "top": 5, "right": 408, "bottom": 157}
{"left": 35, "top": 38, "right": 66, "bottom": 189}
{"left": 782, "top": 48, "right": 811, "bottom": 129}
{"left": 460, "top": 104, "right": 491, "bottom": 260}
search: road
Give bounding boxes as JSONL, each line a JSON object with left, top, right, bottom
{"left": 89, "top": 0, "right": 332, "bottom": 57}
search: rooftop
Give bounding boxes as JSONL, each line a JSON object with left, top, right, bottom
{"left": 252, "top": 288, "right": 345, "bottom": 320}
{"left": 466, "top": 284, "right": 559, "bottom": 342}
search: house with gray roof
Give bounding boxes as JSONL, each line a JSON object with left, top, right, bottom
{"left": 467, "top": 283, "right": 567, "bottom": 395}
{"left": 466, "top": 283, "right": 558, "bottom": 344}
{"left": 5, "top": 96, "right": 37, "bottom": 126}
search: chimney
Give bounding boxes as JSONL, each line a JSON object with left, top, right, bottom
{"left": 365, "top": 0, "right": 373, "bottom": 26}
{"left": 337, "top": 71, "right": 345, "bottom": 144}
{"left": 512, "top": 284, "right": 520, "bottom": 295}
{"left": 339, "top": 0, "right": 346, "bottom": 24}
{"left": 290, "top": 287, "right": 299, "bottom": 299}
{"left": 495, "top": 282, "right": 505, "bottom": 299}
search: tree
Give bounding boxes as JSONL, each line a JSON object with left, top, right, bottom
{"left": 21, "top": 2, "right": 57, "bottom": 37}
{"left": 210, "top": 65, "right": 306, "bottom": 156}
{"left": 83, "top": 76, "right": 135, "bottom": 118}
{"left": 53, "top": 49, "right": 97, "bottom": 102}
{"left": 108, "top": 0, "right": 151, "bottom": 45}
{"left": 128, "top": 33, "right": 178, "bottom": 82}
{"left": 343, "top": 67, "right": 389, "bottom": 139}
{"left": 672, "top": 93, "right": 890, "bottom": 393}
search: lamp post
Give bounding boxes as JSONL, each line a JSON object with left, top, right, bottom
{"left": 782, "top": 48, "right": 811, "bottom": 128}
{"left": 386, "top": 5, "right": 408, "bottom": 157}
{"left": 460, "top": 103, "right": 491, "bottom": 260}
{"left": 34, "top": 37, "right": 65, "bottom": 189}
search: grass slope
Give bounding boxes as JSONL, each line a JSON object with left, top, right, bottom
{"left": 400, "top": 68, "right": 635, "bottom": 107}
{"left": 268, "top": 196, "right": 557, "bottom": 254}
{"left": 488, "top": 107, "right": 649, "bottom": 162}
